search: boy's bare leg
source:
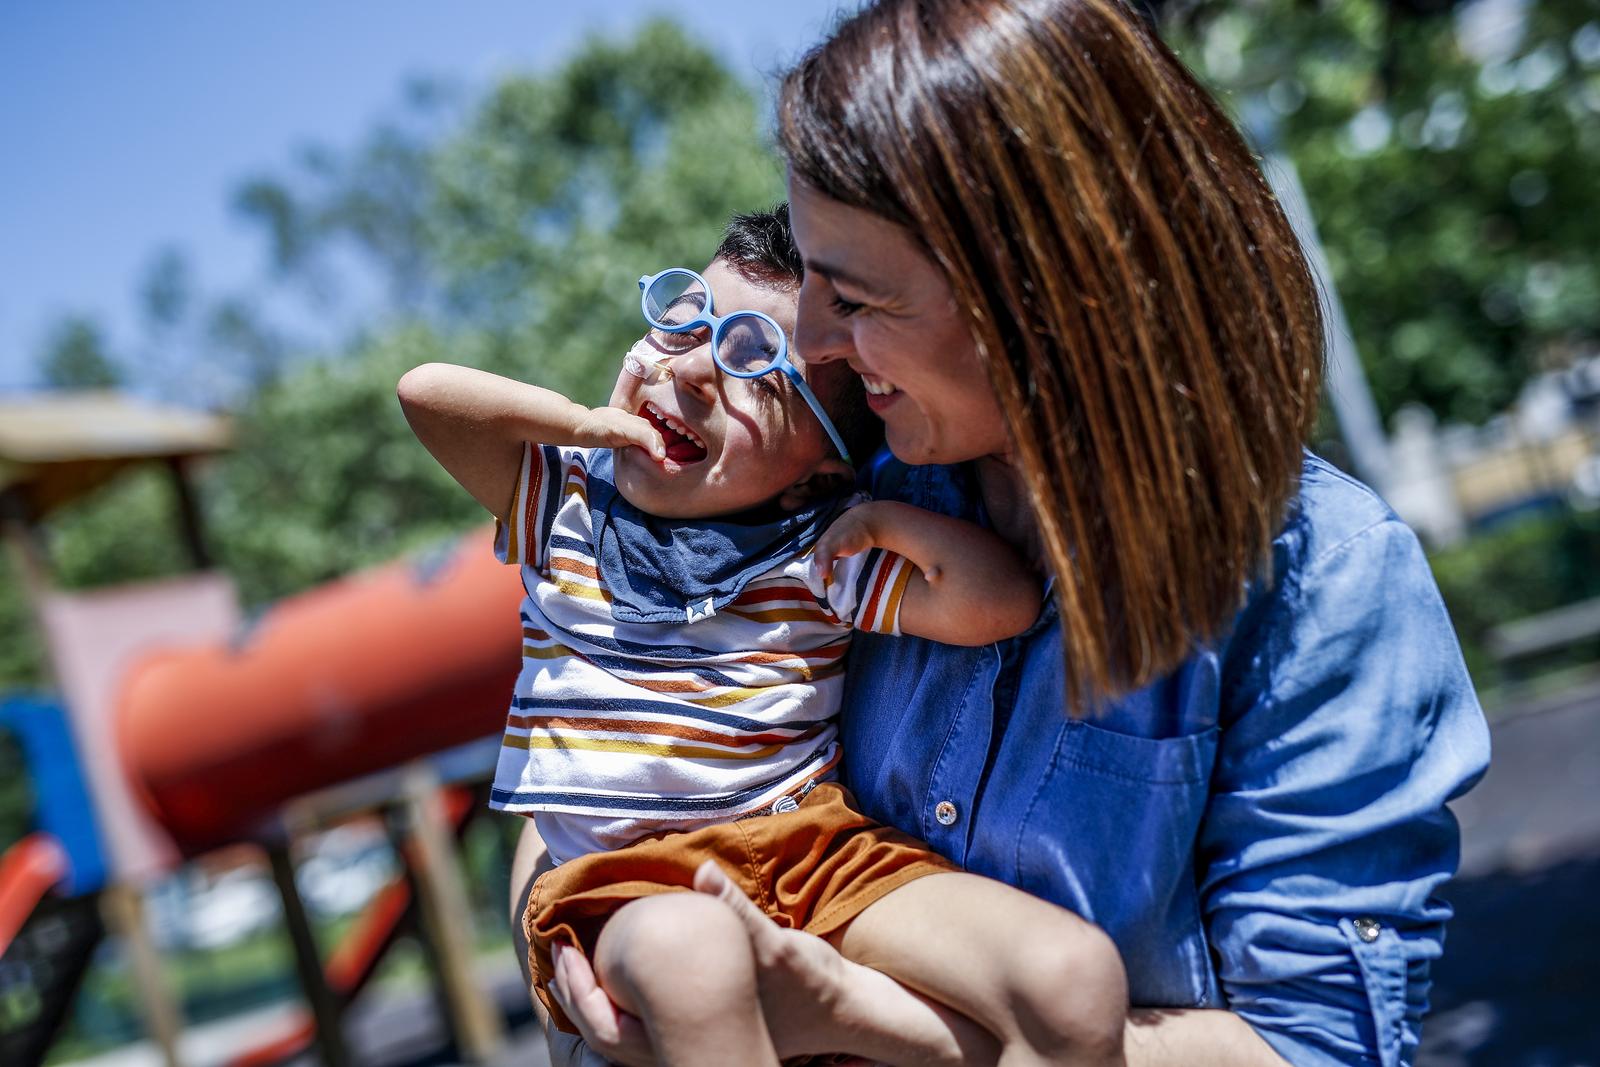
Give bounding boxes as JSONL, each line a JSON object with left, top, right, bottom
{"left": 510, "top": 821, "right": 615, "bottom": 1067}
{"left": 692, "top": 861, "right": 999, "bottom": 1066}
{"left": 836, "top": 872, "right": 1129, "bottom": 1067}
{"left": 509, "top": 818, "right": 552, "bottom": 996}
{"left": 593, "top": 892, "right": 781, "bottom": 1067}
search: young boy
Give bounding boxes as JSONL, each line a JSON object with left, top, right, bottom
{"left": 398, "top": 207, "right": 1128, "bottom": 1066}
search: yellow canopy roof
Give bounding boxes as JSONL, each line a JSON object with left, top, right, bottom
{"left": 0, "top": 390, "right": 232, "bottom": 519}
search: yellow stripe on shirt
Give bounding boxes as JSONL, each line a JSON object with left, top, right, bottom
{"left": 503, "top": 733, "right": 786, "bottom": 762}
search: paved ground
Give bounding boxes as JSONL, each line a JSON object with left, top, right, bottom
{"left": 62, "top": 679, "right": 1600, "bottom": 1067}
{"left": 1418, "top": 679, "right": 1600, "bottom": 1067}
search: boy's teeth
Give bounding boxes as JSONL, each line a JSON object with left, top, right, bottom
{"left": 645, "top": 402, "right": 705, "bottom": 447}
{"left": 863, "top": 377, "right": 898, "bottom": 396}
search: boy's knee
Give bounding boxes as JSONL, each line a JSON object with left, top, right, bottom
{"left": 596, "top": 892, "right": 759, "bottom": 1013}
{"left": 1003, "top": 910, "right": 1128, "bottom": 1062}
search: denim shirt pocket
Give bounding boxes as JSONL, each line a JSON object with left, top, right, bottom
{"left": 1339, "top": 917, "right": 1408, "bottom": 1067}
{"left": 1015, "top": 720, "right": 1221, "bottom": 1007}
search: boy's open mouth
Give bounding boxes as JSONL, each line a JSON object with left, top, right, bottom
{"left": 638, "top": 402, "right": 709, "bottom": 464}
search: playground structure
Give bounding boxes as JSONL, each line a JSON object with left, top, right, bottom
{"left": 0, "top": 390, "right": 528, "bottom": 1066}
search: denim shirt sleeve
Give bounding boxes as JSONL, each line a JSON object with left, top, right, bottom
{"left": 1203, "top": 516, "right": 1491, "bottom": 1067}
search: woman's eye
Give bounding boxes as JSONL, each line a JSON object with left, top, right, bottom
{"left": 830, "top": 295, "right": 866, "bottom": 318}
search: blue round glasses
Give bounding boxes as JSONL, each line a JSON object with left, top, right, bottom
{"left": 638, "top": 268, "right": 852, "bottom": 466}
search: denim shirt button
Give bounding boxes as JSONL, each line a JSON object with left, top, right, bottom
{"left": 934, "top": 800, "right": 959, "bottom": 826}
{"left": 1353, "top": 917, "right": 1382, "bottom": 943}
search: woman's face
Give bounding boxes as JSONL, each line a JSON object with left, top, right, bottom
{"left": 788, "top": 179, "right": 1010, "bottom": 465}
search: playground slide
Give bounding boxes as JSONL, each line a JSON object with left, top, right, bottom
{"left": 0, "top": 698, "right": 110, "bottom": 1066}
{"left": 0, "top": 837, "right": 104, "bottom": 1067}
{"left": 0, "top": 834, "right": 68, "bottom": 961}
{"left": 118, "top": 527, "right": 523, "bottom": 853}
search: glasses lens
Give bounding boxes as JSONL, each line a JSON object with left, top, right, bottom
{"left": 644, "top": 272, "right": 708, "bottom": 328}
{"left": 717, "top": 314, "right": 783, "bottom": 375}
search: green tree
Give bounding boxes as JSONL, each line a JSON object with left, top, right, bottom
{"left": 38, "top": 315, "right": 121, "bottom": 389}
{"left": 1165, "top": 0, "right": 1600, "bottom": 425}
{"left": 25, "top": 20, "right": 782, "bottom": 621}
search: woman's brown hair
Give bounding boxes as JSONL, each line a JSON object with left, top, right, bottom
{"left": 779, "top": 0, "right": 1324, "bottom": 706}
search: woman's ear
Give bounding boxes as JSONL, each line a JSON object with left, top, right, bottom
{"left": 777, "top": 458, "right": 855, "bottom": 512}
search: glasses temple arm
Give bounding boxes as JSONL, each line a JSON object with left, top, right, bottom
{"left": 786, "top": 369, "right": 853, "bottom": 468}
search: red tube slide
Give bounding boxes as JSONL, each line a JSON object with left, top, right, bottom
{"left": 117, "top": 529, "right": 524, "bottom": 853}
{"left": 0, "top": 834, "right": 70, "bottom": 959}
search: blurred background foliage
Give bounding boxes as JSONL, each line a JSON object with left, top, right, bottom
{"left": 0, "top": 19, "right": 782, "bottom": 658}
{"left": 1165, "top": 0, "right": 1600, "bottom": 426}
{"left": 3, "top": 3, "right": 1598, "bottom": 701}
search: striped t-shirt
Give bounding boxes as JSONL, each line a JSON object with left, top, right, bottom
{"left": 490, "top": 443, "right": 914, "bottom": 865}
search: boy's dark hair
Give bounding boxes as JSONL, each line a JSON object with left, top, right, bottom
{"left": 715, "top": 204, "right": 884, "bottom": 467}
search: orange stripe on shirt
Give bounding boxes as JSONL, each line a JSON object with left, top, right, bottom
{"left": 504, "top": 733, "right": 786, "bottom": 762}
{"left": 859, "top": 553, "right": 898, "bottom": 631}
{"left": 499, "top": 457, "right": 527, "bottom": 567}
{"left": 549, "top": 556, "right": 601, "bottom": 581}
{"left": 871, "top": 555, "right": 913, "bottom": 635}
{"left": 508, "top": 714, "right": 820, "bottom": 749}
{"left": 725, "top": 606, "right": 834, "bottom": 624}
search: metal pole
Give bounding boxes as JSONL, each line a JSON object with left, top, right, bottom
{"left": 1247, "top": 102, "right": 1393, "bottom": 495}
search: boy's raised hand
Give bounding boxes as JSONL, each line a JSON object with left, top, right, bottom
{"left": 576, "top": 406, "right": 665, "bottom": 462}
{"left": 813, "top": 504, "right": 882, "bottom": 586}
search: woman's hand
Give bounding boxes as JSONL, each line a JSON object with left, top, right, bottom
{"left": 546, "top": 861, "right": 875, "bottom": 1066}
{"left": 546, "top": 942, "right": 657, "bottom": 1067}
{"left": 689, "top": 861, "right": 875, "bottom": 1063}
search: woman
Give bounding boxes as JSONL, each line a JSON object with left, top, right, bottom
{"left": 531, "top": 0, "right": 1491, "bottom": 1063}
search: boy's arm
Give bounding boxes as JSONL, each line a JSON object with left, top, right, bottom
{"left": 816, "top": 501, "right": 1041, "bottom": 646}
{"left": 396, "top": 362, "right": 662, "bottom": 520}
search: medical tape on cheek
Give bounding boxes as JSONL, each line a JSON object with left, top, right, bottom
{"left": 622, "top": 339, "right": 674, "bottom": 383}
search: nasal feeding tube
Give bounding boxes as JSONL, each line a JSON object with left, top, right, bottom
{"left": 622, "top": 339, "right": 674, "bottom": 383}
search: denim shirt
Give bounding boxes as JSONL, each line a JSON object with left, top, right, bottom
{"left": 839, "top": 453, "right": 1491, "bottom": 1067}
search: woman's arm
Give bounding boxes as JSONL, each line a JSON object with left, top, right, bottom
{"left": 397, "top": 363, "right": 661, "bottom": 520}
{"left": 1124, "top": 1009, "right": 1288, "bottom": 1066}
{"left": 1198, "top": 517, "right": 1490, "bottom": 1066}
{"left": 815, "top": 500, "right": 1041, "bottom": 645}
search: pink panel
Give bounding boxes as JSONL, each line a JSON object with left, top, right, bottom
{"left": 40, "top": 572, "right": 240, "bottom": 884}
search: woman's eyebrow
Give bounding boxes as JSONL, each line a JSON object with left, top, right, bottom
{"left": 806, "top": 259, "right": 892, "bottom": 300}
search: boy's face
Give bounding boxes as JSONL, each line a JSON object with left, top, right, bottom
{"left": 609, "top": 259, "right": 847, "bottom": 519}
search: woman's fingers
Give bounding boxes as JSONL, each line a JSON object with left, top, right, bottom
{"left": 548, "top": 943, "right": 655, "bottom": 1066}
{"left": 692, "top": 860, "right": 772, "bottom": 936}
{"left": 552, "top": 944, "right": 620, "bottom": 1046}
{"left": 692, "top": 860, "right": 853, "bottom": 1060}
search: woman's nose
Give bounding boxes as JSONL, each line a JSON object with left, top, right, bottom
{"left": 795, "top": 278, "right": 850, "bottom": 365}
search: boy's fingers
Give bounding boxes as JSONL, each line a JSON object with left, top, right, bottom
{"left": 629, "top": 420, "right": 665, "bottom": 459}
{"left": 602, "top": 410, "right": 663, "bottom": 459}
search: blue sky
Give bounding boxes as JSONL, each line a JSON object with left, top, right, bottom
{"left": 0, "top": 1, "right": 845, "bottom": 390}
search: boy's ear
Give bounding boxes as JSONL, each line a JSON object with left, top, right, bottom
{"left": 777, "top": 458, "right": 854, "bottom": 512}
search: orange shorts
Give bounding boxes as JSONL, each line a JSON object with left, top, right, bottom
{"left": 523, "top": 780, "right": 954, "bottom": 1034}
